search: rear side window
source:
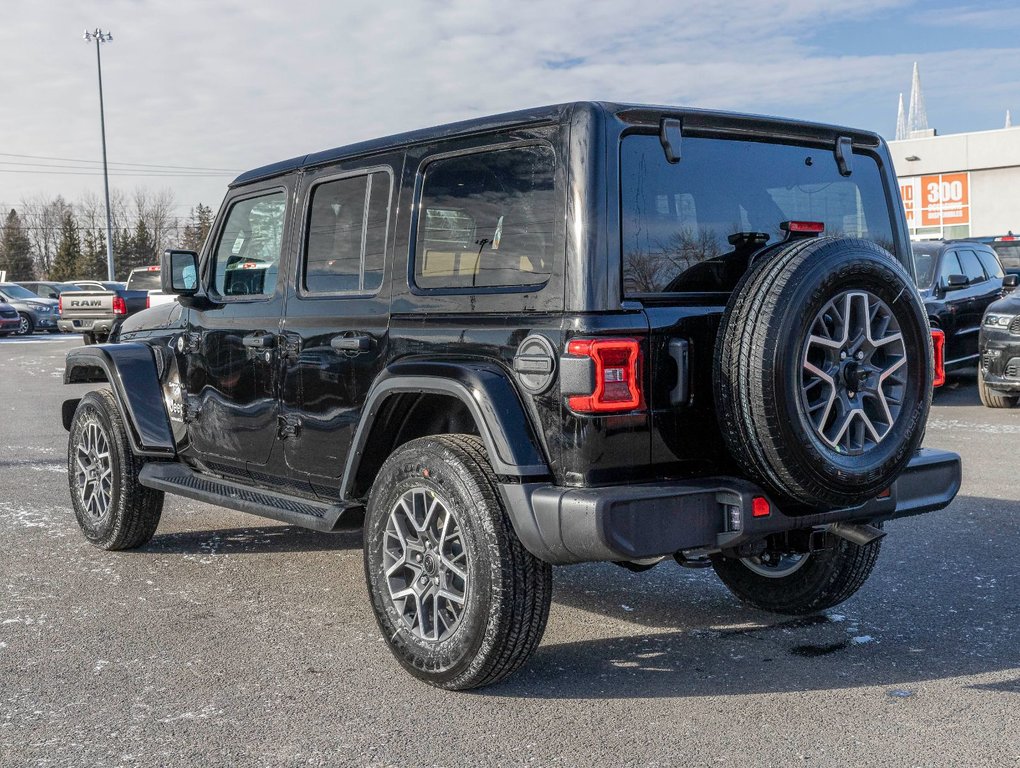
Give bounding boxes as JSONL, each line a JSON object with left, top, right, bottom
{"left": 974, "top": 249, "right": 1004, "bottom": 280}
{"left": 126, "top": 270, "right": 161, "bottom": 291}
{"left": 212, "top": 190, "right": 287, "bottom": 298}
{"left": 957, "top": 249, "right": 987, "bottom": 283}
{"left": 991, "top": 242, "right": 1020, "bottom": 270}
{"left": 304, "top": 171, "right": 391, "bottom": 294}
{"left": 414, "top": 145, "right": 560, "bottom": 291}
{"left": 620, "top": 134, "right": 897, "bottom": 294}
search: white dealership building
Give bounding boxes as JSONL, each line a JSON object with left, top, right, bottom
{"left": 887, "top": 63, "right": 1020, "bottom": 241}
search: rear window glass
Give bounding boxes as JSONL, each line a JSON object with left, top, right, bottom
{"left": 126, "top": 270, "right": 162, "bottom": 291}
{"left": 621, "top": 134, "right": 897, "bottom": 294}
{"left": 992, "top": 242, "right": 1020, "bottom": 270}
{"left": 414, "top": 145, "right": 561, "bottom": 291}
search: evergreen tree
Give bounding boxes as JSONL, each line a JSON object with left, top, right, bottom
{"left": 130, "top": 218, "right": 156, "bottom": 273}
{"left": 113, "top": 226, "right": 132, "bottom": 280}
{"left": 0, "top": 209, "right": 36, "bottom": 280}
{"left": 180, "top": 203, "right": 214, "bottom": 252}
{"left": 76, "top": 229, "right": 108, "bottom": 280}
{"left": 49, "top": 211, "right": 82, "bottom": 281}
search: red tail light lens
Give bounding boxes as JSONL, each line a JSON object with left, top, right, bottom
{"left": 931, "top": 328, "right": 945, "bottom": 387}
{"left": 58, "top": 295, "right": 63, "bottom": 314}
{"left": 566, "top": 338, "right": 642, "bottom": 413}
{"left": 146, "top": 295, "right": 151, "bottom": 309}
{"left": 752, "top": 496, "right": 771, "bottom": 518}
{"left": 112, "top": 296, "right": 127, "bottom": 315}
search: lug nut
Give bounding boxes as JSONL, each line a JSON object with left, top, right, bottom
{"left": 856, "top": 351, "right": 864, "bottom": 360}
{"left": 415, "top": 554, "right": 422, "bottom": 562}
{"left": 840, "top": 351, "right": 847, "bottom": 360}
{"left": 849, "top": 391, "right": 856, "bottom": 399}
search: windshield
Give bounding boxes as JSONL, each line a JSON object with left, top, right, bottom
{"left": 621, "top": 134, "right": 898, "bottom": 294}
{"left": 126, "top": 270, "right": 162, "bottom": 291}
{"left": 0, "top": 284, "right": 39, "bottom": 300}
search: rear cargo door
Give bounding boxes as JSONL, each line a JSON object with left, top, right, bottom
{"left": 619, "top": 131, "right": 902, "bottom": 477}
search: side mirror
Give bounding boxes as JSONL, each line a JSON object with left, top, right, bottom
{"left": 944, "top": 273, "right": 969, "bottom": 290}
{"left": 161, "top": 249, "right": 199, "bottom": 296}
{"left": 1003, "top": 274, "right": 1019, "bottom": 289}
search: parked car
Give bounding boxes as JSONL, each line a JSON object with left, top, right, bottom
{"left": 910, "top": 240, "right": 1010, "bottom": 370}
{"left": 18, "top": 281, "right": 85, "bottom": 300}
{"left": 988, "top": 234, "right": 1020, "bottom": 277}
{"left": 126, "top": 265, "right": 176, "bottom": 307}
{"left": 0, "top": 282, "right": 60, "bottom": 335}
{"left": 56, "top": 284, "right": 149, "bottom": 344}
{"left": 0, "top": 301, "right": 21, "bottom": 336}
{"left": 978, "top": 289, "right": 1020, "bottom": 407}
{"left": 61, "top": 101, "right": 960, "bottom": 690}
{"left": 74, "top": 280, "right": 125, "bottom": 292}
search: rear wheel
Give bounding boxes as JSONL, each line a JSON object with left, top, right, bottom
{"left": 82, "top": 332, "right": 96, "bottom": 345}
{"left": 364, "top": 434, "right": 552, "bottom": 690}
{"left": 711, "top": 535, "right": 882, "bottom": 614}
{"left": 978, "top": 367, "right": 1018, "bottom": 408}
{"left": 67, "top": 389, "right": 164, "bottom": 550}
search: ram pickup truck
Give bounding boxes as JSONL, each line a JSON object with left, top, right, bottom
{"left": 60, "top": 102, "right": 961, "bottom": 691}
{"left": 57, "top": 286, "right": 149, "bottom": 343}
{"left": 126, "top": 265, "right": 177, "bottom": 307}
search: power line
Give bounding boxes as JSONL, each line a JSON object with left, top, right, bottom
{"left": 0, "top": 151, "right": 242, "bottom": 173}
{"left": 0, "top": 168, "right": 234, "bottom": 178}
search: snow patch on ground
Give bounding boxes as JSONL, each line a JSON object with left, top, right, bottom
{"left": 927, "top": 417, "right": 1020, "bottom": 434}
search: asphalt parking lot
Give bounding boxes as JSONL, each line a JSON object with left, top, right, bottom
{"left": 1, "top": 335, "right": 1018, "bottom": 767}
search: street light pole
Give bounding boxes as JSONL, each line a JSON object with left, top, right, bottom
{"left": 83, "top": 28, "right": 115, "bottom": 282}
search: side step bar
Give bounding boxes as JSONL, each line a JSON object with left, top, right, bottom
{"left": 138, "top": 462, "right": 363, "bottom": 533}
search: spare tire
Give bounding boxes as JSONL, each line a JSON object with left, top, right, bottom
{"left": 714, "top": 237, "right": 932, "bottom": 510}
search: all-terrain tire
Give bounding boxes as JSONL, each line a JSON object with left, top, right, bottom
{"left": 364, "top": 434, "right": 552, "bottom": 690}
{"left": 67, "top": 389, "right": 164, "bottom": 550}
{"left": 711, "top": 537, "right": 882, "bottom": 615}
{"left": 978, "top": 367, "right": 1017, "bottom": 408}
{"left": 714, "top": 237, "right": 932, "bottom": 510}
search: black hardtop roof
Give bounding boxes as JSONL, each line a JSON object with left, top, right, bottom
{"left": 230, "top": 101, "right": 885, "bottom": 187}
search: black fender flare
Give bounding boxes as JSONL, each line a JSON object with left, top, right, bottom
{"left": 63, "top": 343, "right": 175, "bottom": 457}
{"left": 341, "top": 359, "right": 551, "bottom": 499}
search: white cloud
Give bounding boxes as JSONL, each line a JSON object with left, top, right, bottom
{"left": 0, "top": 0, "right": 1014, "bottom": 212}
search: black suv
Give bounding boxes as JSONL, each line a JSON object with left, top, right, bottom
{"left": 61, "top": 102, "right": 961, "bottom": 690}
{"left": 910, "top": 240, "right": 1011, "bottom": 369}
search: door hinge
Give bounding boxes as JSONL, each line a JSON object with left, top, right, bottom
{"left": 174, "top": 331, "right": 202, "bottom": 355}
{"left": 281, "top": 333, "right": 302, "bottom": 361}
{"left": 181, "top": 395, "right": 202, "bottom": 424}
{"left": 278, "top": 413, "right": 301, "bottom": 439}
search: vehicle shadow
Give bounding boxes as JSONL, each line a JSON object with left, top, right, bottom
{"left": 932, "top": 369, "right": 982, "bottom": 407}
{"left": 142, "top": 525, "right": 363, "bottom": 555}
{"left": 489, "top": 493, "right": 1019, "bottom": 699}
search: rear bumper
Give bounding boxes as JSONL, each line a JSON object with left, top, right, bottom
{"left": 502, "top": 448, "right": 962, "bottom": 565}
{"left": 58, "top": 318, "right": 117, "bottom": 335}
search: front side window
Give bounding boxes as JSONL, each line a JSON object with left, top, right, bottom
{"left": 303, "top": 171, "right": 390, "bottom": 294}
{"left": 940, "top": 252, "right": 963, "bottom": 284}
{"left": 957, "top": 249, "right": 987, "bottom": 283}
{"left": 414, "top": 145, "right": 560, "bottom": 291}
{"left": 621, "top": 134, "right": 898, "bottom": 294}
{"left": 212, "top": 190, "right": 287, "bottom": 298}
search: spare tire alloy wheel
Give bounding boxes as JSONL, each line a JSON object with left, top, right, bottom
{"left": 384, "top": 487, "right": 467, "bottom": 642}
{"left": 801, "top": 290, "right": 907, "bottom": 455}
{"left": 715, "top": 237, "right": 932, "bottom": 510}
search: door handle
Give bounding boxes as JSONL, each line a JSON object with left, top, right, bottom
{"left": 242, "top": 333, "right": 275, "bottom": 348}
{"left": 331, "top": 334, "right": 372, "bottom": 353}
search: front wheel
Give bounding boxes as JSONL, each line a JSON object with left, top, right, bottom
{"left": 16, "top": 313, "right": 33, "bottom": 335}
{"left": 68, "top": 389, "right": 164, "bottom": 550}
{"left": 364, "top": 434, "right": 552, "bottom": 690}
{"left": 711, "top": 534, "right": 882, "bottom": 615}
{"left": 978, "top": 367, "right": 1018, "bottom": 408}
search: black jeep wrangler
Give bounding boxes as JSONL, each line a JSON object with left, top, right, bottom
{"left": 61, "top": 102, "right": 961, "bottom": 690}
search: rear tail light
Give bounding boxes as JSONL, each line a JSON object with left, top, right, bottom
{"left": 58, "top": 295, "right": 63, "bottom": 314}
{"left": 112, "top": 296, "right": 127, "bottom": 315}
{"left": 565, "top": 338, "right": 642, "bottom": 413}
{"left": 146, "top": 295, "right": 151, "bottom": 309}
{"left": 781, "top": 220, "right": 825, "bottom": 234}
{"left": 752, "top": 496, "right": 771, "bottom": 518}
{"left": 931, "top": 328, "right": 945, "bottom": 387}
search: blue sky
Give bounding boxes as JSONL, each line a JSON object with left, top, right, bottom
{"left": 0, "top": 0, "right": 1017, "bottom": 213}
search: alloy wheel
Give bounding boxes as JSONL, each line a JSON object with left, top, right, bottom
{"left": 383, "top": 487, "right": 468, "bottom": 642}
{"left": 74, "top": 418, "right": 114, "bottom": 521}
